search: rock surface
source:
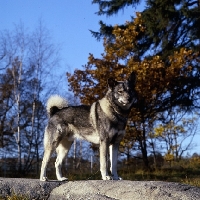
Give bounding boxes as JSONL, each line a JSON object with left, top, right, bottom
{"left": 49, "top": 180, "right": 200, "bottom": 200}
{"left": 0, "top": 178, "right": 65, "bottom": 199}
{"left": 0, "top": 178, "right": 200, "bottom": 199}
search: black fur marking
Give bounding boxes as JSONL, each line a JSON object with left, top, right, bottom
{"left": 50, "top": 106, "right": 60, "bottom": 117}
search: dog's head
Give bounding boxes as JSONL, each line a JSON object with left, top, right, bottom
{"left": 107, "top": 72, "right": 137, "bottom": 110}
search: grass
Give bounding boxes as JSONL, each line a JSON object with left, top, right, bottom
{"left": 182, "top": 178, "right": 200, "bottom": 187}
{"left": 117, "top": 165, "right": 200, "bottom": 187}
{"left": 60, "top": 158, "right": 200, "bottom": 187}
{"left": 55, "top": 163, "right": 200, "bottom": 188}
{"left": 0, "top": 194, "right": 29, "bottom": 200}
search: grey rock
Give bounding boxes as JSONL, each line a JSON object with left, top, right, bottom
{"left": 0, "top": 178, "right": 200, "bottom": 200}
{"left": 49, "top": 180, "right": 200, "bottom": 200}
{"left": 0, "top": 178, "right": 66, "bottom": 199}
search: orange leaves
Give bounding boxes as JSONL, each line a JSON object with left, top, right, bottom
{"left": 67, "top": 9, "right": 199, "bottom": 110}
{"left": 66, "top": 11, "right": 200, "bottom": 162}
{"left": 167, "top": 48, "right": 197, "bottom": 80}
{"left": 129, "top": 48, "right": 199, "bottom": 105}
{"left": 104, "top": 13, "right": 145, "bottom": 61}
{"left": 131, "top": 57, "right": 166, "bottom": 103}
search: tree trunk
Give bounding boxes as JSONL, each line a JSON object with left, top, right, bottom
{"left": 12, "top": 60, "right": 23, "bottom": 174}
{"left": 151, "top": 139, "right": 157, "bottom": 169}
{"left": 140, "top": 140, "right": 149, "bottom": 170}
{"left": 138, "top": 122, "right": 149, "bottom": 170}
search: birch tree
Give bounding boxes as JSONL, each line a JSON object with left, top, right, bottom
{"left": 153, "top": 110, "right": 198, "bottom": 163}
{"left": 0, "top": 21, "right": 61, "bottom": 176}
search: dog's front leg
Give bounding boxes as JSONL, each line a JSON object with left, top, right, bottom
{"left": 99, "top": 139, "right": 112, "bottom": 180}
{"left": 109, "top": 143, "right": 122, "bottom": 180}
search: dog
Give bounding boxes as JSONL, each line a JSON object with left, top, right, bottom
{"left": 40, "top": 72, "right": 137, "bottom": 181}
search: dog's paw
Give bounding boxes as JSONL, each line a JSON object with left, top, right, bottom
{"left": 58, "top": 177, "right": 68, "bottom": 181}
{"left": 40, "top": 177, "right": 48, "bottom": 181}
{"left": 112, "top": 176, "right": 123, "bottom": 180}
{"left": 102, "top": 176, "right": 113, "bottom": 180}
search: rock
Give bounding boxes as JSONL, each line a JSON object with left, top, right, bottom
{"left": 49, "top": 180, "right": 200, "bottom": 200}
{"left": 0, "top": 178, "right": 200, "bottom": 200}
{"left": 0, "top": 178, "right": 66, "bottom": 199}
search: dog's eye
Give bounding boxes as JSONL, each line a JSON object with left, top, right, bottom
{"left": 118, "top": 90, "right": 123, "bottom": 94}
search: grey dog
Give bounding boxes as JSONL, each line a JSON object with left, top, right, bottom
{"left": 40, "top": 72, "right": 137, "bottom": 181}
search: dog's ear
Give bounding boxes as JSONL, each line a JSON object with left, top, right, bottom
{"left": 107, "top": 78, "right": 117, "bottom": 89}
{"left": 128, "top": 72, "right": 136, "bottom": 87}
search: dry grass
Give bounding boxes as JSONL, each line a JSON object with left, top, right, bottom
{"left": 0, "top": 194, "right": 29, "bottom": 200}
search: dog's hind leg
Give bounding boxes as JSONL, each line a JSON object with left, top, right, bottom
{"left": 40, "top": 145, "right": 54, "bottom": 181}
{"left": 40, "top": 127, "right": 55, "bottom": 181}
{"left": 55, "top": 137, "right": 73, "bottom": 181}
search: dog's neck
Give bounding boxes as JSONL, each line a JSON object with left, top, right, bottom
{"left": 98, "top": 95, "right": 130, "bottom": 123}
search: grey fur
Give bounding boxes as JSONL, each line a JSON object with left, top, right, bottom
{"left": 40, "top": 72, "right": 137, "bottom": 181}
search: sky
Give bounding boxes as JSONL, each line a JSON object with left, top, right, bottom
{"left": 1, "top": 1, "right": 199, "bottom": 154}
{"left": 0, "top": 0, "right": 144, "bottom": 77}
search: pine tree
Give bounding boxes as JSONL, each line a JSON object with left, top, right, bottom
{"left": 68, "top": 0, "right": 200, "bottom": 169}
{"left": 92, "top": 0, "right": 200, "bottom": 60}
{"left": 142, "top": 0, "right": 200, "bottom": 60}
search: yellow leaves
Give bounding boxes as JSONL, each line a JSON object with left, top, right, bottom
{"left": 104, "top": 12, "right": 145, "bottom": 61}
{"left": 164, "top": 152, "right": 174, "bottom": 162}
{"left": 154, "top": 125, "right": 165, "bottom": 137}
{"left": 153, "top": 121, "right": 187, "bottom": 139}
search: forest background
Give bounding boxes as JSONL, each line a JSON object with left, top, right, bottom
{"left": 0, "top": 0, "right": 200, "bottom": 186}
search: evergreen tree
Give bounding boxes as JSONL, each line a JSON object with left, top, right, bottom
{"left": 68, "top": 0, "right": 200, "bottom": 168}
{"left": 92, "top": 0, "right": 200, "bottom": 60}
{"left": 91, "top": 0, "right": 141, "bottom": 40}
{"left": 93, "top": 0, "right": 140, "bottom": 16}
{"left": 142, "top": 0, "right": 200, "bottom": 60}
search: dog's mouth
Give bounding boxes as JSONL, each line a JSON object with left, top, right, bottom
{"left": 118, "top": 100, "right": 129, "bottom": 106}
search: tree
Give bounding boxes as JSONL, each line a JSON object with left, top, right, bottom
{"left": 0, "top": 68, "right": 14, "bottom": 149}
{"left": 93, "top": 0, "right": 141, "bottom": 16}
{"left": 152, "top": 109, "right": 198, "bottom": 163}
{"left": 91, "top": 0, "right": 200, "bottom": 60}
{"left": 25, "top": 21, "right": 60, "bottom": 175}
{"left": 91, "top": 0, "right": 141, "bottom": 40}
{"left": 0, "top": 22, "right": 60, "bottom": 176}
{"left": 67, "top": 5, "right": 200, "bottom": 168}
{"left": 141, "top": 0, "right": 200, "bottom": 61}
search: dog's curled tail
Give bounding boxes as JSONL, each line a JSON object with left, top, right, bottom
{"left": 46, "top": 95, "right": 68, "bottom": 117}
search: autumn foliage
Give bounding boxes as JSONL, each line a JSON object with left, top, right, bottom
{"left": 67, "top": 12, "right": 200, "bottom": 168}
{"left": 67, "top": 12, "right": 199, "bottom": 111}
